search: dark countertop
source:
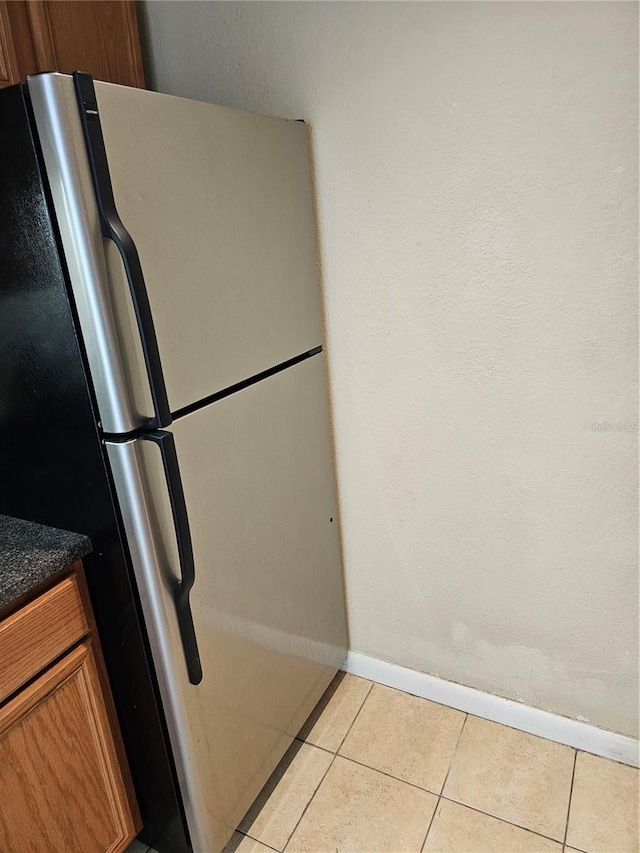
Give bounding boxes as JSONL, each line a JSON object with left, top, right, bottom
{"left": 0, "top": 515, "right": 92, "bottom": 614}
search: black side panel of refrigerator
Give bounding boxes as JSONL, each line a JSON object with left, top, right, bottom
{"left": 0, "top": 83, "right": 190, "bottom": 853}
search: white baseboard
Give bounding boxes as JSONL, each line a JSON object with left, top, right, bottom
{"left": 342, "top": 651, "right": 639, "bottom": 768}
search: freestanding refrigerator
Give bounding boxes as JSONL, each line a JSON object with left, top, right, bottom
{"left": 0, "top": 72, "right": 347, "bottom": 852}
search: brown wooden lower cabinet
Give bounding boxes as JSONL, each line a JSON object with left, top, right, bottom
{"left": 0, "top": 567, "right": 140, "bottom": 852}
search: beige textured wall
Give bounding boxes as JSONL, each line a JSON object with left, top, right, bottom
{"left": 141, "top": 1, "right": 639, "bottom": 737}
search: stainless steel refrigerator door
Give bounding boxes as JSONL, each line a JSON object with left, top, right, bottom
{"left": 106, "top": 354, "right": 347, "bottom": 853}
{"left": 29, "top": 72, "right": 324, "bottom": 432}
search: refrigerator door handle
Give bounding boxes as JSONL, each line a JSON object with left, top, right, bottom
{"left": 141, "top": 430, "right": 203, "bottom": 685}
{"left": 72, "top": 71, "right": 172, "bottom": 431}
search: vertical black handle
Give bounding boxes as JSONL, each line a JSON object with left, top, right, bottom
{"left": 73, "top": 71, "right": 172, "bottom": 431}
{"left": 142, "top": 431, "right": 203, "bottom": 685}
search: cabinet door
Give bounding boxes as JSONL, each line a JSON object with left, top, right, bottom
{"left": 0, "top": 641, "right": 138, "bottom": 853}
{"left": 26, "top": 0, "right": 145, "bottom": 88}
{"left": 0, "top": 1, "right": 144, "bottom": 89}
{"left": 0, "top": 2, "right": 37, "bottom": 88}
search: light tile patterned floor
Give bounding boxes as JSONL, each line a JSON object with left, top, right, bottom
{"left": 225, "top": 673, "right": 639, "bottom": 853}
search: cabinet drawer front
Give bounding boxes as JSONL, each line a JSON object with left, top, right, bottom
{"left": 0, "top": 573, "right": 88, "bottom": 702}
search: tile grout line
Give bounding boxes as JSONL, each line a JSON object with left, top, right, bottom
{"left": 281, "top": 679, "right": 375, "bottom": 851}
{"left": 437, "top": 795, "right": 569, "bottom": 846}
{"left": 240, "top": 832, "right": 280, "bottom": 852}
{"left": 420, "top": 800, "right": 441, "bottom": 853}
{"left": 439, "top": 713, "right": 469, "bottom": 797}
{"left": 324, "top": 751, "right": 444, "bottom": 797}
{"left": 328, "top": 755, "right": 448, "bottom": 797}
{"left": 293, "top": 735, "right": 335, "bottom": 757}
{"left": 562, "top": 750, "right": 578, "bottom": 851}
{"left": 282, "top": 752, "right": 337, "bottom": 852}
{"left": 419, "top": 713, "right": 469, "bottom": 852}
{"left": 336, "top": 678, "right": 376, "bottom": 753}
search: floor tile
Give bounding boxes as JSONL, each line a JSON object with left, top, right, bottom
{"left": 566, "top": 751, "right": 639, "bottom": 853}
{"left": 224, "top": 832, "right": 277, "bottom": 852}
{"left": 286, "top": 755, "right": 438, "bottom": 853}
{"left": 298, "top": 673, "right": 372, "bottom": 752}
{"left": 338, "top": 683, "right": 465, "bottom": 793}
{"left": 423, "top": 799, "right": 562, "bottom": 852}
{"left": 239, "top": 741, "right": 332, "bottom": 850}
{"left": 442, "top": 716, "right": 574, "bottom": 840}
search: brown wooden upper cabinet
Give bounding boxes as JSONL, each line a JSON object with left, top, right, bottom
{"left": 0, "top": 0, "right": 144, "bottom": 90}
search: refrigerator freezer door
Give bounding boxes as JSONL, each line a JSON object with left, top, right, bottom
{"left": 106, "top": 354, "right": 347, "bottom": 852}
{"left": 30, "top": 72, "right": 325, "bottom": 430}
{"left": 93, "top": 78, "right": 324, "bottom": 415}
